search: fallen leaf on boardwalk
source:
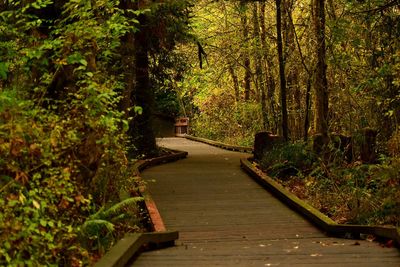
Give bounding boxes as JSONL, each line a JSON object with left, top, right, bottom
{"left": 332, "top": 242, "right": 345, "bottom": 246}
{"left": 310, "top": 253, "right": 323, "bottom": 257}
{"left": 352, "top": 241, "right": 360, "bottom": 246}
{"left": 259, "top": 244, "right": 266, "bottom": 247}
{"left": 366, "top": 235, "right": 376, "bottom": 242}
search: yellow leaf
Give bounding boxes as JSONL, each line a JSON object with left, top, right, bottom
{"left": 18, "top": 192, "right": 26, "bottom": 204}
{"left": 33, "top": 200, "right": 40, "bottom": 209}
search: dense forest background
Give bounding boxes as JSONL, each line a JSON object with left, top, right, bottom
{"left": 0, "top": 0, "right": 398, "bottom": 266}
{"left": 178, "top": 0, "right": 399, "bottom": 149}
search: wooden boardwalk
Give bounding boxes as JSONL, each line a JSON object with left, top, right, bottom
{"left": 130, "top": 138, "right": 400, "bottom": 266}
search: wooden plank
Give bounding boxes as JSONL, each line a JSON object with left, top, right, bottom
{"left": 95, "top": 233, "right": 144, "bottom": 267}
{"left": 132, "top": 138, "right": 400, "bottom": 266}
{"left": 95, "top": 232, "right": 179, "bottom": 267}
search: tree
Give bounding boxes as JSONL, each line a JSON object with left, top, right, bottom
{"left": 121, "top": 0, "right": 193, "bottom": 157}
{"left": 252, "top": 3, "right": 268, "bottom": 129}
{"left": 276, "top": 0, "right": 289, "bottom": 141}
{"left": 260, "top": 2, "right": 278, "bottom": 133}
{"left": 131, "top": 10, "right": 157, "bottom": 156}
{"left": 313, "top": 0, "right": 329, "bottom": 139}
{"left": 240, "top": 0, "right": 252, "bottom": 101}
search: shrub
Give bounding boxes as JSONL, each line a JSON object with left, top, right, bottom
{"left": 260, "top": 142, "right": 317, "bottom": 179}
{"left": 0, "top": 1, "right": 146, "bottom": 265}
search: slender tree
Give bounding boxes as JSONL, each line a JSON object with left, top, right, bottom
{"left": 252, "top": 4, "right": 263, "bottom": 102}
{"left": 276, "top": 0, "right": 289, "bottom": 141}
{"left": 240, "top": 0, "right": 251, "bottom": 101}
{"left": 260, "top": 2, "right": 277, "bottom": 132}
{"left": 313, "top": 0, "right": 329, "bottom": 138}
{"left": 228, "top": 63, "right": 240, "bottom": 102}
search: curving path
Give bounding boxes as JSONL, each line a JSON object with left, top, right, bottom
{"left": 131, "top": 138, "right": 400, "bottom": 266}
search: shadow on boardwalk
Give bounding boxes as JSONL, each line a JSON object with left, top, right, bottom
{"left": 130, "top": 138, "right": 400, "bottom": 267}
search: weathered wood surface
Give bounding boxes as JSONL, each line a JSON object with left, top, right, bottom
{"left": 130, "top": 138, "right": 400, "bottom": 266}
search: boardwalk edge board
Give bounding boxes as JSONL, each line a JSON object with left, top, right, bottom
{"left": 94, "top": 231, "right": 179, "bottom": 267}
{"left": 184, "top": 134, "right": 253, "bottom": 153}
{"left": 95, "top": 150, "right": 187, "bottom": 267}
{"left": 240, "top": 157, "right": 400, "bottom": 246}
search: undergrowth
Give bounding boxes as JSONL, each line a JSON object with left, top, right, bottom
{"left": 259, "top": 142, "right": 400, "bottom": 227}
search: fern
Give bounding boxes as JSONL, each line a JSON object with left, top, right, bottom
{"left": 81, "top": 219, "right": 115, "bottom": 237}
{"left": 80, "top": 197, "right": 144, "bottom": 252}
{"left": 90, "top": 197, "right": 143, "bottom": 220}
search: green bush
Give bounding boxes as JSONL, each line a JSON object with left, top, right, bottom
{"left": 0, "top": 1, "right": 146, "bottom": 265}
{"left": 191, "top": 96, "right": 263, "bottom": 146}
{"left": 300, "top": 158, "right": 400, "bottom": 226}
{"left": 260, "top": 142, "right": 317, "bottom": 179}
{"left": 0, "top": 93, "right": 92, "bottom": 265}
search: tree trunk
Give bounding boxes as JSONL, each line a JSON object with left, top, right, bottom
{"left": 240, "top": 0, "right": 251, "bottom": 101}
{"left": 283, "top": 0, "right": 301, "bottom": 139}
{"left": 130, "top": 13, "right": 157, "bottom": 156}
{"left": 276, "top": 0, "right": 289, "bottom": 141}
{"left": 260, "top": 2, "right": 274, "bottom": 131}
{"left": 304, "top": 77, "right": 312, "bottom": 141}
{"left": 313, "top": 0, "right": 329, "bottom": 138}
{"left": 252, "top": 3, "right": 267, "bottom": 128}
{"left": 228, "top": 63, "right": 240, "bottom": 103}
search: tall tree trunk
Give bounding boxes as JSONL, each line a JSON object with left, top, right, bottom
{"left": 276, "top": 0, "right": 289, "bottom": 141}
{"left": 240, "top": 0, "right": 251, "bottom": 101}
{"left": 252, "top": 3, "right": 267, "bottom": 128}
{"left": 228, "top": 63, "right": 240, "bottom": 103}
{"left": 260, "top": 2, "right": 274, "bottom": 131}
{"left": 282, "top": 0, "right": 303, "bottom": 140}
{"left": 130, "top": 13, "right": 157, "bottom": 156}
{"left": 304, "top": 78, "right": 312, "bottom": 141}
{"left": 283, "top": 0, "right": 301, "bottom": 139}
{"left": 313, "top": 0, "right": 329, "bottom": 138}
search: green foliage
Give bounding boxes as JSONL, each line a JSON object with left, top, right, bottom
{"left": 80, "top": 197, "right": 143, "bottom": 253}
{"left": 261, "top": 142, "right": 400, "bottom": 226}
{"left": 260, "top": 142, "right": 316, "bottom": 178}
{"left": 155, "top": 87, "right": 181, "bottom": 116}
{"left": 191, "top": 94, "right": 263, "bottom": 146}
{"left": 304, "top": 159, "right": 400, "bottom": 226}
{"left": 0, "top": 93, "right": 93, "bottom": 265}
{"left": 0, "top": 1, "right": 148, "bottom": 265}
{"left": 259, "top": 140, "right": 399, "bottom": 226}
